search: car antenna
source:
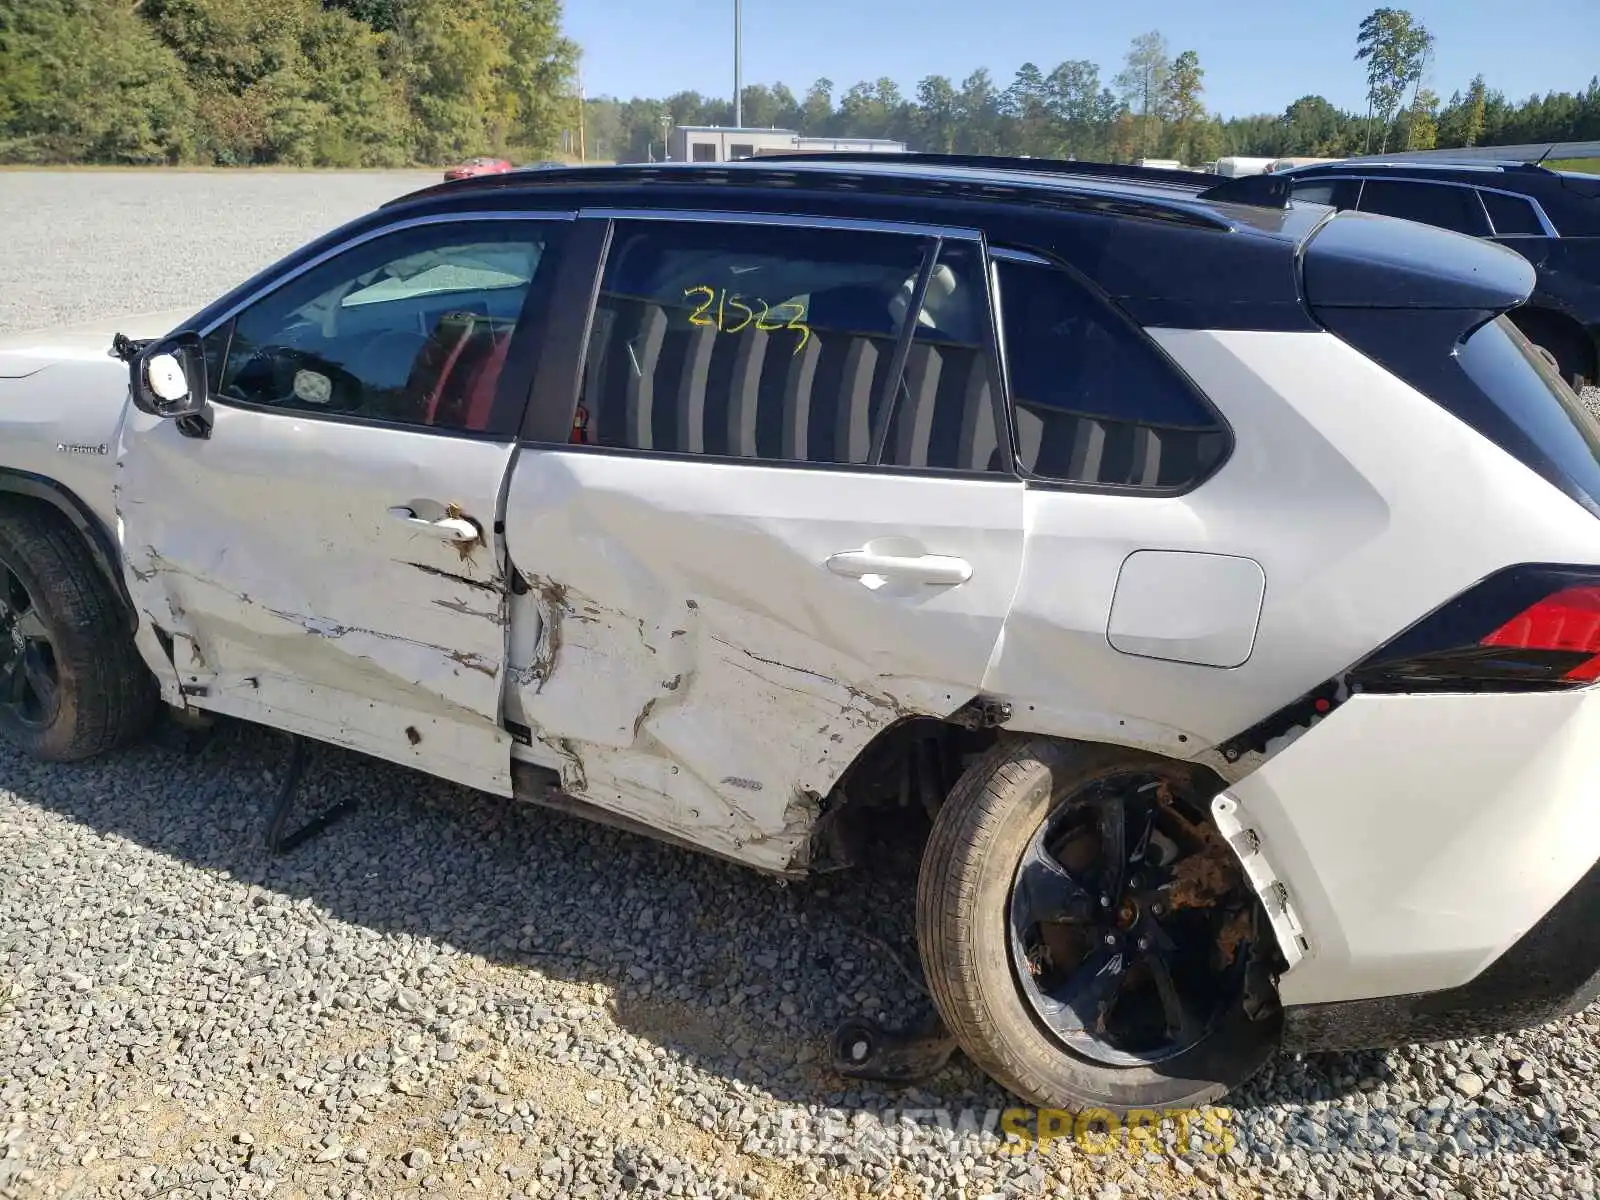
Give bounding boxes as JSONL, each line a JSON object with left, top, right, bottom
{"left": 1532, "top": 142, "right": 1558, "bottom": 166}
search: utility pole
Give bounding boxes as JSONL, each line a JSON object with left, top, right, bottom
{"left": 577, "top": 59, "right": 586, "bottom": 163}
{"left": 733, "top": 0, "right": 743, "bottom": 129}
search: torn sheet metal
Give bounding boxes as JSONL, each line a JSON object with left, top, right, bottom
{"left": 115, "top": 404, "right": 516, "bottom": 795}
{"left": 509, "top": 579, "right": 918, "bottom": 871}
{"left": 502, "top": 448, "right": 1024, "bottom": 874}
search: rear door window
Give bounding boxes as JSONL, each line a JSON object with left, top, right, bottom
{"left": 880, "top": 241, "right": 1007, "bottom": 473}
{"left": 1358, "top": 180, "right": 1491, "bottom": 237}
{"left": 579, "top": 219, "right": 1007, "bottom": 470}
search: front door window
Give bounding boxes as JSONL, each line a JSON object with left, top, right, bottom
{"left": 204, "top": 220, "right": 562, "bottom": 434}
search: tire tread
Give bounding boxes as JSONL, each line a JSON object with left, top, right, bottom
{"left": 0, "top": 499, "right": 154, "bottom": 760}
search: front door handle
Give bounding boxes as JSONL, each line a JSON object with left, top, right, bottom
{"left": 387, "top": 506, "right": 479, "bottom": 543}
{"left": 825, "top": 549, "right": 973, "bottom": 586}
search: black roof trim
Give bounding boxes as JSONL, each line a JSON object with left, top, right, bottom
{"left": 1196, "top": 173, "right": 1293, "bottom": 210}
{"left": 1288, "top": 158, "right": 1562, "bottom": 177}
{"left": 748, "top": 150, "right": 1223, "bottom": 190}
{"left": 384, "top": 162, "right": 1237, "bottom": 231}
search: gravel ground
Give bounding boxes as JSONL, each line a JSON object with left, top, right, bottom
{"left": 0, "top": 171, "right": 435, "bottom": 335}
{"left": 3, "top": 170, "right": 1600, "bottom": 1200}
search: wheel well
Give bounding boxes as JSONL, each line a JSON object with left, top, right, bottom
{"left": 0, "top": 470, "right": 134, "bottom": 631}
{"left": 812, "top": 719, "right": 1234, "bottom": 870}
{"left": 807, "top": 717, "right": 997, "bottom": 868}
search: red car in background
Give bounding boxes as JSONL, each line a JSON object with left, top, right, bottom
{"left": 443, "top": 157, "right": 513, "bottom": 182}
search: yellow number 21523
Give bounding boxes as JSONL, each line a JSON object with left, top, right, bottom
{"left": 683, "top": 285, "right": 811, "bottom": 355}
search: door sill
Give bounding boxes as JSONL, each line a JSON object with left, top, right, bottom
{"left": 509, "top": 761, "right": 805, "bottom": 878}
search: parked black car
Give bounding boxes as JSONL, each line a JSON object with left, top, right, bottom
{"left": 1277, "top": 160, "right": 1600, "bottom": 389}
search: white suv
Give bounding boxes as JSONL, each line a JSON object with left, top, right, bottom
{"left": 3, "top": 154, "right": 1600, "bottom": 1114}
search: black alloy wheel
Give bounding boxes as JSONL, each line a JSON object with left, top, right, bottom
{"left": 0, "top": 562, "right": 60, "bottom": 730}
{"left": 1006, "top": 770, "right": 1256, "bottom": 1068}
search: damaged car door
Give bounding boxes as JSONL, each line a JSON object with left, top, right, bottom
{"left": 116, "top": 213, "right": 571, "bottom": 794}
{"left": 503, "top": 212, "right": 1025, "bottom": 871}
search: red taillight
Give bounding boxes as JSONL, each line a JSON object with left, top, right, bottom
{"left": 1350, "top": 566, "right": 1600, "bottom": 694}
{"left": 1482, "top": 585, "right": 1600, "bottom": 680}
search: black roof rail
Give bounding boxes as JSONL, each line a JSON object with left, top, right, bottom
{"left": 1195, "top": 172, "right": 1293, "bottom": 209}
{"left": 1306, "top": 158, "right": 1561, "bottom": 175}
{"left": 383, "top": 160, "right": 1239, "bottom": 228}
{"left": 750, "top": 150, "right": 1223, "bottom": 190}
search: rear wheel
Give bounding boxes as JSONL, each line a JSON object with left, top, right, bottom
{"left": 0, "top": 503, "right": 155, "bottom": 760}
{"left": 917, "top": 737, "right": 1280, "bottom": 1112}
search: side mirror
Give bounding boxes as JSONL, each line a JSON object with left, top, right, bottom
{"left": 127, "top": 331, "right": 210, "bottom": 420}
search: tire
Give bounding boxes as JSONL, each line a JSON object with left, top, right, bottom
{"left": 0, "top": 500, "right": 155, "bottom": 761}
{"left": 1510, "top": 310, "right": 1596, "bottom": 392}
{"left": 917, "top": 736, "right": 1280, "bottom": 1114}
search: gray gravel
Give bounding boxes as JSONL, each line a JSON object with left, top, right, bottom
{"left": 5, "top": 726, "right": 1597, "bottom": 1200}
{"left": 0, "top": 170, "right": 434, "bottom": 335}
{"left": 1581, "top": 386, "right": 1600, "bottom": 423}
{"left": 3, "top": 171, "right": 1600, "bottom": 1200}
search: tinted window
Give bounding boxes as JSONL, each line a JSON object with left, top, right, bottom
{"left": 995, "top": 259, "right": 1227, "bottom": 489}
{"left": 577, "top": 220, "right": 931, "bottom": 464}
{"left": 1480, "top": 190, "right": 1546, "bottom": 236}
{"left": 209, "top": 221, "right": 555, "bottom": 433}
{"left": 1359, "top": 180, "right": 1490, "bottom": 236}
{"left": 691, "top": 144, "right": 717, "bottom": 162}
{"left": 880, "top": 242, "right": 1006, "bottom": 473}
{"left": 1459, "top": 316, "right": 1600, "bottom": 509}
{"left": 1293, "top": 179, "right": 1359, "bottom": 209}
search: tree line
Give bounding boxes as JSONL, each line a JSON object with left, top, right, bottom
{"left": 0, "top": 0, "right": 574, "bottom": 166}
{"left": 585, "top": 18, "right": 1600, "bottom": 167}
{"left": 1, "top": 4, "right": 1597, "bottom": 168}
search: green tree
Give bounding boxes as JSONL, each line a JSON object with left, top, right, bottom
{"left": 915, "top": 75, "right": 959, "bottom": 152}
{"left": 493, "top": 0, "right": 577, "bottom": 157}
{"left": 800, "top": 78, "right": 834, "bottom": 134}
{"left": 1462, "top": 74, "right": 1487, "bottom": 146}
{"left": 1003, "top": 62, "right": 1049, "bottom": 154}
{"left": 1160, "top": 49, "right": 1206, "bottom": 165}
{"left": 1114, "top": 30, "right": 1171, "bottom": 159}
{"left": 1044, "top": 60, "right": 1107, "bottom": 158}
{"left": 0, "top": 0, "right": 198, "bottom": 163}
{"left": 1282, "top": 94, "right": 1343, "bottom": 154}
{"left": 956, "top": 70, "right": 1004, "bottom": 153}
{"left": 1355, "top": 8, "right": 1433, "bottom": 153}
{"left": 1404, "top": 87, "right": 1439, "bottom": 149}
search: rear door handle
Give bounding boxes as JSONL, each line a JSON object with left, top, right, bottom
{"left": 825, "top": 549, "right": 973, "bottom": 586}
{"left": 387, "top": 506, "right": 479, "bottom": 543}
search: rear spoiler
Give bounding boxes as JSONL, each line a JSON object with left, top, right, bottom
{"left": 1301, "top": 209, "right": 1536, "bottom": 312}
{"left": 1196, "top": 173, "right": 1292, "bottom": 209}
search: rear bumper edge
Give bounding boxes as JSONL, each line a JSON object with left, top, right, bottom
{"left": 1283, "top": 852, "right": 1600, "bottom": 1052}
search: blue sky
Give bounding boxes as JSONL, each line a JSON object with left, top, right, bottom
{"left": 564, "top": 0, "right": 1597, "bottom": 119}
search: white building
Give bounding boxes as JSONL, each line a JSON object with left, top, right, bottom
{"left": 667, "top": 126, "right": 907, "bottom": 164}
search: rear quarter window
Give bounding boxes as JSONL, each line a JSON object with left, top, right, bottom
{"left": 995, "top": 258, "right": 1230, "bottom": 490}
